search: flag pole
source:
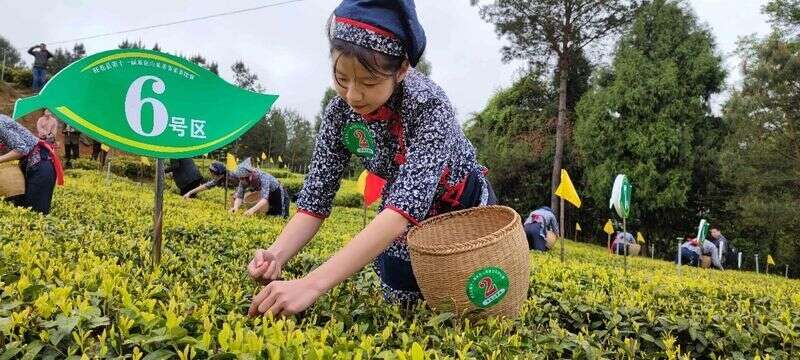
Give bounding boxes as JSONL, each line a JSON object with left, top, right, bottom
{"left": 560, "top": 198, "right": 565, "bottom": 263}
{"left": 224, "top": 175, "right": 228, "bottom": 209}
{"left": 363, "top": 201, "right": 367, "bottom": 228}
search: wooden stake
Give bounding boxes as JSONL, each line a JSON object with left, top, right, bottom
{"left": 152, "top": 159, "right": 165, "bottom": 267}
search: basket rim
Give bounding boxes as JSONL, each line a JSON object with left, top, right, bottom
{"left": 407, "top": 205, "right": 521, "bottom": 256}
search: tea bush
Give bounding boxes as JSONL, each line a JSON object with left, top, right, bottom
{"left": 0, "top": 170, "right": 798, "bottom": 358}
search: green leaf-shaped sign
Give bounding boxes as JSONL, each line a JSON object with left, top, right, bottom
{"left": 12, "top": 49, "right": 278, "bottom": 158}
{"left": 697, "top": 219, "right": 709, "bottom": 245}
{"left": 609, "top": 174, "right": 632, "bottom": 219}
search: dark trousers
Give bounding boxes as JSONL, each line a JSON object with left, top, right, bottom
{"left": 524, "top": 222, "right": 548, "bottom": 251}
{"left": 266, "top": 186, "right": 290, "bottom": 218}
{"left": 22, "top": 154, "right": 56, "bottom": 215}
{"left": 64, "top": 143, "right": 80, "bottom": 166}
{"left": 676, "top": 247, "right": 700, "bottom": 266}
{"left": 179, "top": 179, "right": 205, "bottom": 197}
{"left": 32, "top": 67, "right": 47, "bottom": 92}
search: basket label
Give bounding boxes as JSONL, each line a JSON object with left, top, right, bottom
{"left": 466, "top": 267, "right": 509, "bottom": 308}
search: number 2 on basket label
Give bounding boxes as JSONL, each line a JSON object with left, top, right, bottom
{"left": 466, "top": 267, "right": 509, "bottom": 308}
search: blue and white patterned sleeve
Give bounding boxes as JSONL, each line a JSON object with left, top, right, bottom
{"left": 0, "top": 115, "right": 38, "bottom": 155}
{"left": 257, "top": 172, "right": 279, "bottom": 200}
{"left": 234, "top": 182, "right": 246, "bottom": 200}
{"left": 384, "top": 98, "right": 456, "bottom": 224}
{"left": 295, "top": 100, "right": 351, "bottom": 218}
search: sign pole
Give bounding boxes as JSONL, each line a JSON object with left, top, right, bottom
{"left": 623, "top": 218, "right": 628, "bottom": 276}
{"left": 152, "top": 159, "right": 165, "bottom": 267}
{"left": 738, "top": 252, "right": 742, "bottom": 269}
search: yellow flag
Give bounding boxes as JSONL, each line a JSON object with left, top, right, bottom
{"left": 637, "top": 232, "right": 645, "bottom": 243}
{"left": 226, "top": 153, "right": 237, "bottom": 171}
{"left": 100, "top": 144, "right": 110, "bottom": 152}
{"left": 278, "top": 155, "right": 283, "bottom": 163}
{"left": 356, "top": 170, "right": 368, "bottom": 195}
{"left": 554, "top": 169, "right": 581, "bottom": 208}
{"left": 767, "top": 255, "right": 775, "bottom": 265}
{"left": 269, "top": 157, "right": 274, "bottom": 164}
{"left": 261, "top": 152, "right": 267, "bottom": 160}
{"left": 575, "top": 223, "right": 582, "bottom": 232}
{"left": 140, "top": 156, "right": 150, "bottom": 166}
{"left": 603, "top": 219, "right": 614, "bottom": 235}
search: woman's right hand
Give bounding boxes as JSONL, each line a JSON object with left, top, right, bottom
{"left": 248, "top": 249, "right": 282, "bottom": 285}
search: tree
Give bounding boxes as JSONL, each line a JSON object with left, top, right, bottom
{"left": 0, "top": 35, "right": 22, "bottom": 67}
{"left": 285, "top": 110, "right": 314, "bottom": 171}
{"left": 48, "top": 43, "right": 86, "bottom": 75}
{"left": 118, "top": 40, "right": 145, "bottom": 49}
{"left": 764, "top": 0, "right": 800, "bottom": 34}
{"left": 231, "top": 61, "right": 263, "bottom": 92}
{"left": 314, "top": 87, "right": 337, "bottom": 133}
{"left": 574, "top": 0, "right": 726, "bottom": 250}
{"left": 719, "top": 26, "right": 800, "bottom": 271}
{"left": 465, "top": 71, "right": 558, "bottom": 212}
{"left": 72, "top": 43, "right": 86, "bottom": 60}
{"left": 152, "top": 43, "right": 162, "bottom": 52}
{"left": 189, "top": 55, "right": 219, "bottom": 75}
{"left": 472, "top": 0, "right": 639, "bottom": 215}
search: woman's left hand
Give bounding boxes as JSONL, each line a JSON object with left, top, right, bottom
{"left": 248, "top": 278, "right": 322, "bottom": 317}
{"left": 243, "top": 208, "right": 256, "bottom": 216}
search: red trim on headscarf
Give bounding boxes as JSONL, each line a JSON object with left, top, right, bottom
{"left": 385, "top": 204, "right": 420, "bottom": 225}
{"left": 298, "top": 208, "right": 328, "bottom": 220}
{"left": 38, "top": 141, "right": 64, "bottom": 186}
{"left": 336, "top": 17, "right": 397, "bottom": 39}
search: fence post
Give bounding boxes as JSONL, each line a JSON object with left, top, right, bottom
{"left": 755, "top": 254, "right": 759, "bottom": 274}
{"left": 1, "top": 50, "right": 6, "bottom": 83}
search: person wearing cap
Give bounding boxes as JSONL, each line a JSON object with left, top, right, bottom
{"left": 182, "top": 161, "right": 238, "bottom": 199}
{"left": 247, "top": 0, "right": 496, "bottom": 317}
{"left": 231, "top": 158, "right": 289, "bottom": 218}
{"left": 164, "top": 158, "right": 204, "bottom": 197}
{"left": 523, "top": 206, "right": 559, "bottom": 251}
{"left": 0, "top": 114, "right": 64, "bottom": 214}
{"left": 28, "top": 43, "right": 53, "bottom": 93}
{"left": 611, "top": 231, "right": 636, "bottom": 255}
{"left": 676, "top": 234, "right": 723, "bottom": 270}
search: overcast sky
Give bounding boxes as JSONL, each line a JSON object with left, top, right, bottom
{"left": 2, "top": 0, "right": 773, "bottom": 121}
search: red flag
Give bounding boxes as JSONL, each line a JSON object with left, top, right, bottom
{"left": 357, "top": 170, "right": 386, "bottom": 207}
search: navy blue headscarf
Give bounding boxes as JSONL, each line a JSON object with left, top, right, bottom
{"left": 332, "top": 0, "right": 426, "bottom": 67}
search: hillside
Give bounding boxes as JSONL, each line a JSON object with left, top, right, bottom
{"left": 0, "top": 169, "right": 798, "bottom": 358}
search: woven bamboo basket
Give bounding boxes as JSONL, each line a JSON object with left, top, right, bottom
{"left": 407, "top": 206, "right": 530, "bottom": 319}
{"left": 700, "top": 255, "right": 712, "bottom": 269}
{"left": 545, "top": 230, "right": 557, "bottom": 249}
{"left": 628, "top": 243, "right": 641, "bottom": 256}
{"left": 0, "top": 162, "right": 25, "bottom": 198}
